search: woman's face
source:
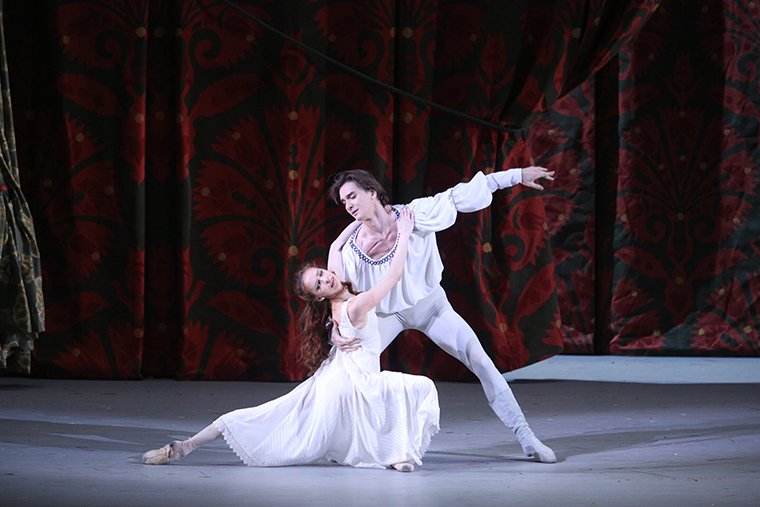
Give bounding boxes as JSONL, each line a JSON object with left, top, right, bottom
{"left": 301, "top": 267, "right": 342, "bottom": 301}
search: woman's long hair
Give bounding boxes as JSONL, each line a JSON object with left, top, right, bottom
{"left": 292, "top": 261, "right": 358, "bottom": 375}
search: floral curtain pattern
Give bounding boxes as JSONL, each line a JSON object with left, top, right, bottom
{"left": 538, "top": 0, "right": 760, "bottom": 356}
{"left": 11, "top": 0, "right": 753, "bottom": 383}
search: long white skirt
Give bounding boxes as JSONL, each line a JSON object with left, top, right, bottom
{"left": 213, "top": 349, "right": 440, "bottom": 469}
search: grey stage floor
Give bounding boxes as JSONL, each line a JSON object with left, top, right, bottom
{"left": 1, "top": 357, "right": 759, "bottom": 507}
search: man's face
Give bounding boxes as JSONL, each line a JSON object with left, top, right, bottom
{"left": 339, "top": 181, "right": 375, "bottom": 220}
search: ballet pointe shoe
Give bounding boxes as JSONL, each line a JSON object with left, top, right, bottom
{"left": 392, "top": 461, "right": 414, "bottom": 472}
{"left": 142, "top": 441, "right": 186, "bottom": 465}
{"left": 489, "top": 390, "right": 557, "bottom": 464}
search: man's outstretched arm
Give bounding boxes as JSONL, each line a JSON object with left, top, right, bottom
{"left": 486, "top": 166, "right": 555, "bottom": 192}
{"left": 409, "top": 166, "right": 556, "bottom": 232}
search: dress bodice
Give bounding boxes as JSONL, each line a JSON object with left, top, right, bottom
{"left": 337, "top": 299, "right": 381, "bottom": 365}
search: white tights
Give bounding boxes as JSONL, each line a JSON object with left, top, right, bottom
{"left": 177, "top": 423, "right": 221, "bottom": 457}
{"left": 377, "top": 286, "right": 508, "bottom": 403}
{"left": 375, "top": 285, "right": 552, "bottom": 457}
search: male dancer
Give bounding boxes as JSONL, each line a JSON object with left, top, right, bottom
{"left": 327, "top": 167, "right": 557, "bottom": 463}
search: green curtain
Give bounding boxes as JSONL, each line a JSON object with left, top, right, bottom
{"left": 0, "top": 2, "right": 44, "bottom": 374}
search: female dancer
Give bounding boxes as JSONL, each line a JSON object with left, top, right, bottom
{"left": 142, "top": 208, "right": 439, "bottom": 471}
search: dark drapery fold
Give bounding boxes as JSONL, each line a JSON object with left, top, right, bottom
{"left": 536, "top": 0, "right": 760, "bottom": 356}
{"left": 493, "top": 0, "right": 662, "bottom": 127}
{"left": 0, "top": 2, "right": 45, "bottom": 375}
{"left": 6, "top": 0, "right": 755, "bottom": 381}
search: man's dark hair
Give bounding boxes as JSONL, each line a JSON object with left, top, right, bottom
{"left": 327, "top": 170, "right": 390, "bottom": 207}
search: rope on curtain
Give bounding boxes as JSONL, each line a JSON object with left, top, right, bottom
{"left": 219, "top": 0, "right": 524, "bottom": 134}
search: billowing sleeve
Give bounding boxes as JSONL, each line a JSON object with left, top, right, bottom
{"left": 485, "top": 168, "right": 522, "bottom": 192}
{"left": 406, "top": 171, "right": 494, "bottom": 232}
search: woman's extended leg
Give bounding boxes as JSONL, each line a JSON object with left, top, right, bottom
{"left": 142, "top": 424, "right": 221, "bottom": 465}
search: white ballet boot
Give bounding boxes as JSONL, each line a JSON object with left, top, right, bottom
{"left": 489, "top": 389, "right": 556, "bottom": 463}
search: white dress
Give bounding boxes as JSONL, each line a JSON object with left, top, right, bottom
{"left": 213, "top": 300, "right": 440, "bottom": 468}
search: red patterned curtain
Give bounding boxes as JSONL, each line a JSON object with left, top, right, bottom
{"left": 538, "top": 0, "right": 760, "bottom": 355}
{"left": 5, "top": 0, "right": 669, "bottom": 380}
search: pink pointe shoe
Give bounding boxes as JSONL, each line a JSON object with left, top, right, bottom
{"left": 391, "top": 461, "right": 414, "bottom": 472}
{"left": 141, "top": 441, "right": 186, "bottom": 465}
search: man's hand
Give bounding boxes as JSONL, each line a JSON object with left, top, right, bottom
{"left": 521, "top": 166, "right": 555, "bottom": 190}
{"left": 331, "top": 324, "right": 360, "bottom": 352}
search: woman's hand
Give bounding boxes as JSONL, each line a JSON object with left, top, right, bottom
{"left": 396, "top": 207, "right": 415, "bottom": 238}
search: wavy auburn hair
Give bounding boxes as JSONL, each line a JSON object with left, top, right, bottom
{"left": 292, "top": 261, "right": 358, "bottom": 375}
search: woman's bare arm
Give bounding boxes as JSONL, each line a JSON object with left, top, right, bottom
{"left": 327, "top": 220, "right": 360, "bottom": 280}
{"left": 347, "top": 207, "right": 414, "bottom": 327}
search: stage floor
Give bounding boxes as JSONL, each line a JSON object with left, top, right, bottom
{"left": 1, "top": 357, "right": 759, "bottom": 507}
